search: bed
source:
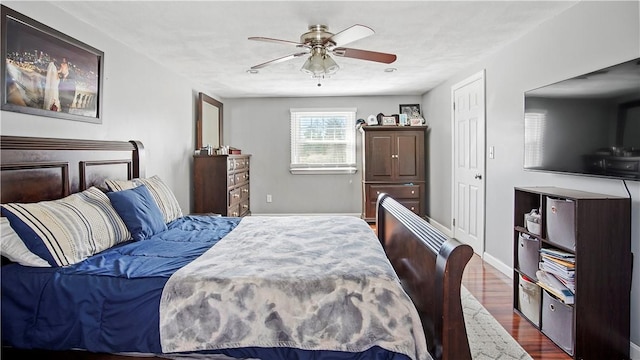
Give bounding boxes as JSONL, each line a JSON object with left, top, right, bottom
{"left": 0, "top": 135, "right": 473, "bottom": 360}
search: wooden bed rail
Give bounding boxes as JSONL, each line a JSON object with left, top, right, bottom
{"left": 376, "top": 193, "right": 473, "bottom": 360}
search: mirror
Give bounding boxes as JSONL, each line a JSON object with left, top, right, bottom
{"left": 196, "top": 92, "right": 223, "bottom": 150}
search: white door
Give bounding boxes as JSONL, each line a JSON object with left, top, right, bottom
{"left": 452, "top": 71, "right": 485, "bottom": 255}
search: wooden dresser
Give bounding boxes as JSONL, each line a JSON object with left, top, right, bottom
{"left": 360, "top": 126, "right": 426, "bottom": 222}
{"left": 193, "top": 154, "right": 251, "bottom": 217}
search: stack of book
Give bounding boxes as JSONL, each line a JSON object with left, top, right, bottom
{"left": 536, "top": 247, "right": 575, "bottom": 304}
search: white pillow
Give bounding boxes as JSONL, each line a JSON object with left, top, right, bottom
{"left": 105, "top": 175, "right": 183, "bottom": 223}
{"left": 1, "top": 217, "right": 50, "bottom": 267}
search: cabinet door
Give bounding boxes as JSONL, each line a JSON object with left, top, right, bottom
{"left": 365, "top": 133, "right": 394, "bottom": 181}
{"left": 396, "top": 132, "right": 423, "bottom": 180}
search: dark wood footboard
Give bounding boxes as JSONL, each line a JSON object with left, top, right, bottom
{"left": 377, "top": 193, "right": 473, "bottom": 360}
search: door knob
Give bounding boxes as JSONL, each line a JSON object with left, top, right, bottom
{"left": 474, "top": 174, "right": 482, "bottom": 179}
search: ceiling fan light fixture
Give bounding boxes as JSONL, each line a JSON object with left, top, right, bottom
{"left": 323, "top": 55, "right": 340, "bottom": 75}
{"left": 301, "top": 47, "right": 340, "bottom": 78}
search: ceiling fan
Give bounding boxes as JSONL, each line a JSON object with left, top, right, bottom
{"left": 248, "top": 24, "right": 397, "bottom": 78}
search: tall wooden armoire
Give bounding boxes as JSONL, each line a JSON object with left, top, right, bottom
{"left": 360, "top": 126, "right": 427, "bottom": 222}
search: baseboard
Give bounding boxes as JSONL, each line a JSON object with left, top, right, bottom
{"left": 631, "top": 341, "right": 640, "bottom": 360}
{"left": 423, "top": 216, "right": 454, "bottom": 238}
{"left": 482, "top": 252, "right": 513, "bottom": 279}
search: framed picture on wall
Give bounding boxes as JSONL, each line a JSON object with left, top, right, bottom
{"left": 1, "top": 5, "right": 104, "bottom": 124}
{"left": 399, "top": 104, "right": 421, "bottom": 119}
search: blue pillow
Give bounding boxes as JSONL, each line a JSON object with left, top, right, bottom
{"left": 107, "top": 184, "right": 167, "bottom": 241}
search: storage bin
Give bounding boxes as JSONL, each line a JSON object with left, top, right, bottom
{"left": 526, "top": 219, "right": 542, "bottom": 236}
{"left": 517, "top": 233, "right": 540, "bottom": 279}
{"left": 545, "top": 197, "right": 576, "bottom": 251}
{"left": 518, "top": 274, "right": 541, "bottom": 326}
{"left": 524, "top": 209, "right": 542, "bottom": 235}
{"left": 541, "top": 290, "right": 574, "bottom": 355}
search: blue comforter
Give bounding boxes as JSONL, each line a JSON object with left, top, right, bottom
{"left": 1, "top": 215, "right": 414, "bottom": 360}
{"left": 1, "top": 215, "right": 240, "bottom": 354}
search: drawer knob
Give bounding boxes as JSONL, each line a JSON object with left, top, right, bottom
{"left": 233, "top": 193, "right": 240, "bottom": 198}
{"left": 411, "top": 190, "right": 415, "bottom": 194}
{"left": 376, "top": 191, "right": 380, "bottom": 195}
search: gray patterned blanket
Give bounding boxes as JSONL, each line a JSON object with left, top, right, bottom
{"left": 159, "top": 216, "right": 430, "bottom": 360}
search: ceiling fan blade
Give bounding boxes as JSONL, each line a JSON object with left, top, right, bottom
{"left": 332, "top": 47, "right": 397, "bottom": 64}
{"left": 326, "top": 24, "right": 374, "bottom": 47}
{"left": 248, "top": 36, "right": 305, "bottom": 47}
{"left": 250, "top": 52, "right": 309, "bottom": 69}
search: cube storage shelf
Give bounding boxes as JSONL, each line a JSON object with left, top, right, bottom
{"left": 513, "top": 186, "right": 631, "bottom": 360}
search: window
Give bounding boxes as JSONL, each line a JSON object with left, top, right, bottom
{"left": 290, "top": 108, "right": 357, "bottom": 174}
{"left": 524, "top": 110, "right": 546, "bottom": 168}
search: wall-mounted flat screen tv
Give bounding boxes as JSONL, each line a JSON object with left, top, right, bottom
{"left": 524, "top": 57, "right": 640, "bottom": 180}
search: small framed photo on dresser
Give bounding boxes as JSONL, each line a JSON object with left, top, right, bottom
{"left": 381, "top": 115, "right": 397, "bottom": 126}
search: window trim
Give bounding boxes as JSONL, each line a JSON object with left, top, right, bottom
{"left": 290, "top": 107, "right": 357, "bottom": 175}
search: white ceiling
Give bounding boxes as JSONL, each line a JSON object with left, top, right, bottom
{"left": 51, "top": 1, "right": 579, "bottom": 99}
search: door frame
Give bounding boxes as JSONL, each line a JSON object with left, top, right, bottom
{"left": 450, "top": 70, "right": 486, "bottom": 256}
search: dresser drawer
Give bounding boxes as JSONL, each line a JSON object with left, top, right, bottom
{"left": 397, "top": 200, "right": 420, "bottom": 214}
{"left": 228, "top": 203, "right": 241, "bottom": 217}
{"left": 368, "top": 184, "right": 420, "bottom": 201}
{"left": 228, "top": 157, "right": 249, "bottom": 171}
{"left": 228, "top": 173, "right": 235, "bottom": 186}
{"left": 234, "top": 171, "right": 249, "bottom": 184}
{"left": 239, "top": 184, "right": 250, "bottom": 201}
{"left": 235, "top": 158, "right": 249, "bottom": 170}
{"left": 239, "top": 199, "right": 250, "bottom": 216}
{"left": 364, "top": 198, "right": 420, "bottom": 219}
{"left": 228, "top": 187, "right": 241, "bottom": 206}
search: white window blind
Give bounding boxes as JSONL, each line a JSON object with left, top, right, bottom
{"left": 290, "top": 108, "right": 357, "bottom": 174}
{"left": 524, "top": 110, "right": 547, "bottom": 168}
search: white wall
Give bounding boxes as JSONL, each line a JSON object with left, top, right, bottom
{"left": 0, "top": 1, "right": 200, "bottom": 213}
{"left": 223, "top": 95, "right": 421, "bottom": 214}
{"left": 423, "top": 0, "right": 640, "bottom": 350}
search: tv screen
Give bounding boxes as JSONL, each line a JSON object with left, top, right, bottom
{"left": 524, "top": 57, "right": 640, "bottom": 180}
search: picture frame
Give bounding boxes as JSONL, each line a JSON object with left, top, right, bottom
{"left": 381, "top": 115, "right": 397, "bottom": 126}
{"left": 1, "top": 5, "right": 104, "bottom": 124}
{"left": 399, "top": 113, "right": 408, "bottom": 126}
{"left": 399, "top": 104, "right": 421, "bottom": 119}
{"left": 409, "top": 118, "right": 423, "bottom": 126}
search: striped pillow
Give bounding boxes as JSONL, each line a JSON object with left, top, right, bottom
{"left": 105, "top": 175, "right": 183, "bottom": 223}
{"left": 1, "top": 217, "right": 50, "bottom": 267}
{"left": 0, "top": 187, "right": 131, "bottom": 267}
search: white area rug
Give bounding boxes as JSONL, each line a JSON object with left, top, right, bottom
{"left": 462, "top": 286, "right": 533, "bottom": 360}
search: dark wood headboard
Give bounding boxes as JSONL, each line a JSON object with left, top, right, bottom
{"left": 1, "top": 136, "right": 144, "bottom": 204}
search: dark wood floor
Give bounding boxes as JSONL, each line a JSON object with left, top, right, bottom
{"left": 462, "top": 253, "right": 571, "bottom": 360}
